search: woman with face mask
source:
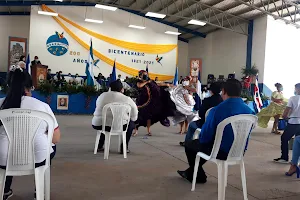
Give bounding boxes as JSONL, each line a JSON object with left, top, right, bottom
{"left": 133, "top": 70, "right": 175, "bottom": 136}
{"left": 257, "top": 83, "right": 287, "bottom": 134}
{"left": 169, "top": 77, "right": 198, "bottom": 134}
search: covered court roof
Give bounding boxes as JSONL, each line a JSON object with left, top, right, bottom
{"left": 1, "top": 0, "right": 300, "bottom": 42}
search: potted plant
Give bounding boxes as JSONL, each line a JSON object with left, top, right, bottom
{"left": 81, "top": 85, "right": 99, "bottom": 109}
{"left": 241, "top": 91, "right": 255, "bottom": 111}
{"left": 261, "top": 93, "right": 270, "bottom": 108}
{"left": 38, "top": 81, "right": 54, "bottom": 105}
{"left": 241, "top": 65, "right": 259, "bottom": 83}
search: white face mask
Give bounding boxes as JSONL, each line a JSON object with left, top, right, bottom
{"left": 182, "top": 81, "right": 189, "bottom": 86}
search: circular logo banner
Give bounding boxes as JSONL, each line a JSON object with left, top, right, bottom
{"left": 46, "top": 31, "right": 69, "bottom": 56}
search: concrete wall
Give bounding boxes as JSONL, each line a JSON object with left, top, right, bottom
{"left": 188, "top": 28, "right": 247, "bottom": 84}
{"left": 177, "top": 40, "right": 189, "bottom": 77}
{"left": 264, "top": 16, "right": 300, "bottom": 98}
{"left": 187, "top": 16, "right": 268, "bottom": 84}
{"left": 252, "top": 16, "right": 268, "bottom": 82}
{"left": 0, "top": 16, "right": 30, "bottom": 72}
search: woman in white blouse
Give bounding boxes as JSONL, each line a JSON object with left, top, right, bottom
{"left": 0, "top": 66, "right": 61, "bottom": 200}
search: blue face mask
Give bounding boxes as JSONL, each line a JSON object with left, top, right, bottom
{"left": 279, "top": 87, "right": 283, "bottom": 92}
{"left": 295, "top": 91, "right": 298, "bottom": 95}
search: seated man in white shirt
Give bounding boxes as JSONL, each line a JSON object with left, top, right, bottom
{"left": 65, "top": 73, "right": 74, "bottom": 83}
{"left": 74, "top": 74, "right": 84, "bottom": 85}
{"left": 274, "top": 83, "right": 300, "bottom": 163}
{"left": 92, "top": 80, "right": 138, "bottom": 153}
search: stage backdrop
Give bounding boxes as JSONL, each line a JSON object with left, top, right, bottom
{"left": 29, "top": 5, "right": 178, "bottom": 81}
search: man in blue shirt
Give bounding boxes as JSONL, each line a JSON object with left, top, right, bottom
{"left": 177, "top": 79, "right": 255, "bottom": 183}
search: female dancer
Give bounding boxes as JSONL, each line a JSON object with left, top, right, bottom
{"left": 169, "top": 76, "right": 198, "bottom": 134}
{"left": 257, "top": 83, "right": 287, "bottom": 134}
{"left": 133, "top": 70, "right": 175, "bottom": 136}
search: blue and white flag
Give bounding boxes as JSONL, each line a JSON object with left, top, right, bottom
{"left": 85, "top": 39, "right": 99, "bottom": 86}
{"left": 194, "top": 70, "right": 202, "bottom": 110}
{"left": 26, "top": 54, "right": 31, "bottom": 75}
{"left": 111, "top": 60, "right": 117, "bottom": 82}
{"left": 173, "top": 66, "right": 178, "bottom": 86}
{"left": 197, "top": 70, "right": 202, "bottom": 98}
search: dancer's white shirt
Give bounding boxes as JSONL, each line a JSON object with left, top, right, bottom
{"left": 92, "top": 91, "right": 138, "bottom": 127}
{"left": 0, "top": 96, "right": 59, "bottom": 166}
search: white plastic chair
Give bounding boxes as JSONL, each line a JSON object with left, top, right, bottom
{"left": 193, "top": 107, "right": 213, "bottom": 140}
{"left": 0, "top": 109, "right": 55, "bottom": 200}
{"left": 93, "top": 103, "right": 131, "bottom": 159}
{"left": 191, "top": 114, "right": 257, "bottom": 200}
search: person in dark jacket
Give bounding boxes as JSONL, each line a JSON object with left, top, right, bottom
{"left": 179, "top": 82, "right": 223, "bottom": 146}
{"left": 31, "top": 56, "right": 41, "bottom": 66}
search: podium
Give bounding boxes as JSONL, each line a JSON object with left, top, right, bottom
{"left": 31, "top": 64, "right": 48, "bottom": 88}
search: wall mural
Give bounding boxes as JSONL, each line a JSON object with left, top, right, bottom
{"left": 8, "top": 37, "right": 27, "bottom": 70}
{"left": 29, "top": 5, "right": 177, "bottom": 81}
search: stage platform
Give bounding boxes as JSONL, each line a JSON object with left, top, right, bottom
{"left": 8, "top": 115, "right": 300, "bottom": 200}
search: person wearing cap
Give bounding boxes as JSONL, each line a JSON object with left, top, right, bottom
{"left": 92, "top": 80, "right": 138, "bottom": 153}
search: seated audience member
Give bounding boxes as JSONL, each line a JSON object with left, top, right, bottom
{"left": 92, "top": 80, "right": 138, "bottom": 153}
{"left": 61, "top": 76, "right": 67, "bottom": 85}
{"left": 0, "top": 67, "right": 61, "bottom": 200}
{"left": 154, "top": 77, "right": 162, "bottom": 84}
{"left": 179, "top": 83, "right": 223, "bottom": 146}
{"left": 31, "top": 56, "right": 41, "bottom": 66}
{"left": 65, "top": 73, "right": 74, "bottom": 83}
{"left": 179, "top": 76, "right": 184, "bottom": 84}
{"left": 53, "top": 72, "right": 59, "bottom": 81}
{"left": 95, "top": 73, "right": 103, "bottom": 81}
{"left": 285, "top": 135, "right": 300, "bottom": 176}
{"left": 274, "top": 83, "right": 300, "bottom": 163}
{"left": 201, "top": 87, "right": 211, "bottom": 100}
{"left": 118, "top": 74, "right": 124, "bottom": 82}
{"left": 177, "top": 79, "right": 255, "bottom": 183}
{"left": 47, "top": 69, "right": 52, "bottom": 81}
{"left": 107, "top": 74, "right": 113, "bottom": 83}
{"left": 75, "top": 74, "right": 84, "bottom": 85}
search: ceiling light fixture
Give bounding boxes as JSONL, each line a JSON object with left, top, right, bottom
{"left": 188, "top": 19, "right": 206, "bottom": 26}
{"left": 85, "top": 18, "right": 103, "bottom": 24}
{"left": 95, "top": 4, "right": 118, "bottom": 11}
{"left": 165, "top": 31, "right": 181, "bottom": 35}
{"left": 38, "top": 11, "right": 58, "bottom": 16}
{"left": 128, "top": 25, "right": 146, "bottom": 30}
{"left": 145, "top": 12, "right": 166, "bottom": 19}
{"left": 53, "top": 0, "right": 63, "bottom": 2}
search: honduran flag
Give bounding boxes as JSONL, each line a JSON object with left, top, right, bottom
{"left": 26, "top": 54, "right": 31, "bottom": 75}
{"left": 254, "top": 75, "right": 263, "bottom": 112}
{"left": 111, "top": 59, "right": 117, "bottom": 82}
{"left": 194, "top": 70, "right": 202, "bottom": 110}
{"left": 173, "top": 66, "right": 178, "bottom": 86}
{"left": 85, "top": 39, "right": 99, "bottom": 87}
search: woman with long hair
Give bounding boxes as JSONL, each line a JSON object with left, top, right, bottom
{"left": 0, "top": 66, "right": 61, "bottom": 200}
{"left": 257, "top": 83, "right": 287, "bottom": 134}
{"left": 133, "top": 70, "right": 175, "bottom": 136}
